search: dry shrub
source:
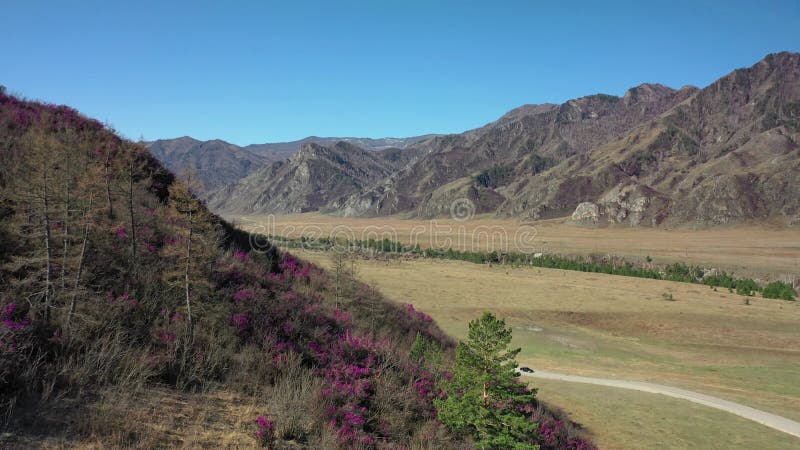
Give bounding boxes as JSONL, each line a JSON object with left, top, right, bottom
{"left": 305, "top": 423, "right": 339, "bottom": 449}
{"left": 228, "top": 343, "right": 280, "bottom": 393}
{"left": 266, "top": 352, "right": 325, "bottom": 442}
{"left": 369, "top": 369, "right": 422, "bottom": 440}
{"left": 72, "top": 390, "right": 172, "bottom": 449}
{"left": 409, "top": 420, "right": 468, "bottom": 450}
{"left": 166, "top": 327, "right": 237, "bottom": 391}
{"left": 59, "top": 331, "right": 157, "bottom": 392}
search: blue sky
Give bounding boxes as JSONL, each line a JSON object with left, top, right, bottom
{"left": 3, "top": 1, "right": 798, "bottom": 145}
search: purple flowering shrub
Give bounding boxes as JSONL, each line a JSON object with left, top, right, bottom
{"left": 318, "top": 330, "right": 380, "bottom": 446}
{"left": 255, "top": 415, "right": 276, "bottom": 447}
{"left": 527, "top": 407, "right": 597, "bottom": 450}
{"left": 1, "top": 302, "right": 33, "bottom": 361}
{"left": 213, "top": 248, "right": 467, "bottom": 447}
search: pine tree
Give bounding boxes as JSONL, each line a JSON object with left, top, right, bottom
{"left": 409, "top": 331, "right": 446, "bottom": 375}
{"left": 435, "top": 312, "right": 539, "bottom": 450}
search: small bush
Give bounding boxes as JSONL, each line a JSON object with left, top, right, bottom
{"left": 255, "top": 415, "right": 275, "bottom": 447}
{"left": 475, "top": 165, "right": 513, "bottom": 188}
{"left": 762, "top": 281, "right": 797, "bottom": 300}
{"left": 735, "top": 279, "right": 760, "bottom": 296}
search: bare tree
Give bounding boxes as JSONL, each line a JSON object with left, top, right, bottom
{"left": 60, "top": 156, "right": 71, "bottom": 291}
{"left": 103, "top": 150, "right": 114, "bottom": 219}
{"left": 13, "top": 131, "right": 60, "bottom": 321}
{"left": 163, "top": 172, "right": 216, "bottom": 339}
{"left": 66, "top": 194, "right": 93, "bottom": 336}
{"left": 124, "top": 150, "right": 142, "bottom": 275}
{"left": 331, "top": 251, "right": 348, "bottom": 309}
{"left": 41, "top": 164, "right": 54, "bottom": 321}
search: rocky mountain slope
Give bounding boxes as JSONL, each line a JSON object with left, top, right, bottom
{"left": 207, "top": 141, "right": 425, "bottom": 214}
{"left": 502, "top": 51, "right": 800, "bottom": 226}
{"left": 339, "top": 83, "right": 701, "bottom": 219}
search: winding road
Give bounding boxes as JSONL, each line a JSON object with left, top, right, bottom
{"left": 518, "top": 370, "right": 800, "bottom": 440}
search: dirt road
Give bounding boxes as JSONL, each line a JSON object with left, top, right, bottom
{"left": 520, "top": 369, "right": 800, "bottom": 440}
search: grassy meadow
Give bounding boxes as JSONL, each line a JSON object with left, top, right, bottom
{"left": 296, "top": 249, "right": 800, "bottom": 449}
{"left": 533, "top": 378, "right": 800, "bottom": 450}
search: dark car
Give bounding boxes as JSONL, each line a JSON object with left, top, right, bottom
{"left": 519, "top": 367, "right": 534, "bottom": 373}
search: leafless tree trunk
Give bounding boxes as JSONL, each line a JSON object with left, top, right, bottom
{"left": 128, "top": 160, "right": 137, "bottom": 274}
{"left": 42, "top": 170, "right": 53, "bottom": 322}
{"left": 332, "top": 251, "right": 348, "bottom": 309}
{"left": 185, "top": 210, "right": 194, "bottom": 337}
{"left": 67, "top": 195, "right": 92, "bottom": 336}
{"left": 104, "top": 152, "right": 114, "bottom": 218}
{"left": 61, "top": 170, "right": 70, "bottom": 291}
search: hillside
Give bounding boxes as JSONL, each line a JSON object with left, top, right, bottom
{"left": 206, "top": 52, "right": 800, "bottom": 227}
{"left": 0, "top": 92, "right": 592, "bottom": 448}
{"left": 146, "top": 136, "right": 267, "bottom": 194}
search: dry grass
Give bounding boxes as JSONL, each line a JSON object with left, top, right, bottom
{"left": 297, "top": 250, "right": 800, "bottom": 448}
{"left": 3, "top": 356, "right": 332, "bottom": 449}
{"left": 3, "top": 388, "right": 264, "bottom": 449}
{"left": 3, "top": 383, "right": 337, "bottom": 450}
{"left": 229, "top": 213, "right": 800, "bottom": 278}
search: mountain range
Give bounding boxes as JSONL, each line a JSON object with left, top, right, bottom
{"left": 151, "top": 52, "right": 800, "bottom": 227}
{"left": 145, "top": 134, "right": 436, "bottom": 194}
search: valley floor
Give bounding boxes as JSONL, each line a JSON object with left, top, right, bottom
{"left": 231, "top": 213, "right": 800, "bottom": 278}
{"left": 296, "top": 249, "right": 800, "bottom": 449}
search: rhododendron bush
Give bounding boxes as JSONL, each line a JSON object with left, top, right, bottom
{"left": 222, "top": 251, "right": 452, "bottom": 447}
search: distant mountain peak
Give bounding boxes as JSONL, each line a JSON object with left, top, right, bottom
{"left": 499, "top": 104, "right": 559, "bottom": 121}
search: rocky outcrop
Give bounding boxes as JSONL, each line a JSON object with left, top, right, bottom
{"left": 570, "top": 202, "right": 600, "bottom": 224}
{"left": 569, "top": 183, "right": 671, "bottom": 226}
{"left": 600, "top": 184, "right": 671, "bottom": 226}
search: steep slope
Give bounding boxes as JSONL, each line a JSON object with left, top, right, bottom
{"left": 145, "top": 136, "right": 267, "bottom": 194}
{"left": 0, "top": 93, "right": 455, "bottom": 447}
{"left": 208, "top": 141, "right": 425, "bottom": 214}
{"left": 0, "top": 92, "right": 593, "bottom": 449}
{"left": 338, "top": 52, "right": 800, "bottom": 226}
